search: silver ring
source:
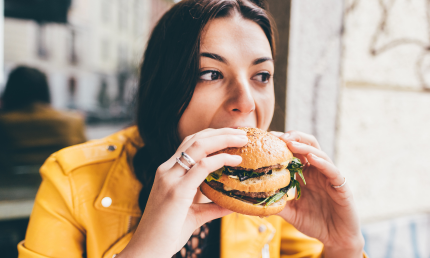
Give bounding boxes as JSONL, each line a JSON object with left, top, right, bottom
{"left": 176, "top": 157, "right": 190, "bottom": 171}
{"left": 332, "top": 177, "right": 347, "bottom": 189}
{"left": 181, "top": 152, "right": 196, "bottom": 166}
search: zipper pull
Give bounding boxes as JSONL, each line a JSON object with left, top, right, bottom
{"left": 262, "top": 244, "right": 270, "bottom": 258}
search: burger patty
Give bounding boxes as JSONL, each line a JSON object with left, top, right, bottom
{"left": 231, "top": 188, "right": 280, "bottom": 199}
{"left": 227, "top": 163, "right": 284, "bottom": 174}
{"left": 206, "top": 180, "right": 280, "bottom": 199}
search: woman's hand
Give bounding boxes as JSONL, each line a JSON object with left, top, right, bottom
{"left": 118, "top": 128, "right": 248, "bottom": 258}
{"left": 271, "top": 131, "right": 365, "bottom": 258}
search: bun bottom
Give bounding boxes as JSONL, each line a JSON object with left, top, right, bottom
{"left": 200, "top": 182, "right": 287, "bottom": 217}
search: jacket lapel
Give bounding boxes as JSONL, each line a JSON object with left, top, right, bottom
{"left": 94, "top": 127, "right": 143, "bottom": 217}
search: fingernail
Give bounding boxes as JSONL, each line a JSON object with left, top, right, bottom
{"left": 233, "top": 155, "right": 242, "bottom": 161}
{"left": 311, "top": 153, "right": 321, "bottom": 160}
{"left": 282, "top": 133, "right": 290, "bottom": 139}
{"left": 270, "top": 131, "right": 283, "bottom": 136}
{"left": 237, "top": 135, "right": 248, "bottom": 140}
{"left": 291, "top": 141, "right": 302, "bottom": 146}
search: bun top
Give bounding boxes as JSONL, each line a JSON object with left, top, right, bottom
{"left": 215, "top": 127, "right": 293, "bottom": 169}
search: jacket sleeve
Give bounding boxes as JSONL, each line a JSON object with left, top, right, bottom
{"left": 279, "top": 220, "right": 369, "bottom": 258}
{"left": 18, "top": 155, "right": 86, "bottom": 258}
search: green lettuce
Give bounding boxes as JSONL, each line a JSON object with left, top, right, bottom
{"left": 288, "top": 157, "right": 306, "bottom": 185}
{"left": 254, "top": 196, "right": 271, "bottom": 206}
{"left": 264, "top": 189, "right": 288, "bottom": 206}
{"left": 225, "top": 167, "right": 262, "bottom": 181}
{"left": 286, "top": 157, "right": 306, "bottom": 199}
{"left": 289, "top": 178, "right": 302, "bottom": 199}
{"left": 205, "top": 167, "right": 224, "bottom": 182}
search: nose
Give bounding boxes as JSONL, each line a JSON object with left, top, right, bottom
{"left": 225, "top": 76, "right": 255, "bottom": 115}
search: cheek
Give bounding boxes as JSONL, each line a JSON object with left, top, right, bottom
{"left": 254, "top": 85, "right": 275, "bottom": 130}
{"left": 177, "top": 86, "right": 221, "bottom": 140}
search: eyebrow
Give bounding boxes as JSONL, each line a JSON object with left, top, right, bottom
{"left": 253, "top": 57, "right": 274, "bottom": 65}
{"left": 201, "top": 52, "right": 228, "bottom": 64}
{"left": 200, "top": 52, "right": 273, "bottom": 66}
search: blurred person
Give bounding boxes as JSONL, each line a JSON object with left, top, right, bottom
{"left": 18, "top": 1, "right": 367, "bottom": 258}
{"left": 0, "top": 66, "right": 86, "bottom": 172}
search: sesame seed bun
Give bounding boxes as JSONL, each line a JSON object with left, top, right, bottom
{"left": 212, "top": 127, "right": 293, "bottom": 169}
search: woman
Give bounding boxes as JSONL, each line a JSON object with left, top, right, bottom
{"left": 18, "top": 0, "right": 366, "bottom": 257}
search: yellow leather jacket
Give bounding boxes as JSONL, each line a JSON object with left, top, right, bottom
{"left": 18, "top": 127, "right": 364, "bottom": 258}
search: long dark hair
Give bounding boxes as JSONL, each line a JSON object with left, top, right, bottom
{"left": 134, "top": 0, "right": 277, "bottom": 213}
{"left": 1, "top": 66, "right": 51, "bottom": 111}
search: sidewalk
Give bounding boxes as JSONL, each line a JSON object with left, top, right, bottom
{"left": 362, "top": 213, "right": 430, "bottom": 257}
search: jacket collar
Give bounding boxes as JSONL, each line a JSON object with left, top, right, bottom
{"left": 94, "top": 126, "right": 144, "bottom": 217}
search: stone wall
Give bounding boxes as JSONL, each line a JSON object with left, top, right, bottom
{"left": 286, "top": 0, "right": 344, "bottom": 159}
{"left": 340, "top": 0, "right": 430, "bottom": 222}
{"left": 286, "top": 2, "right": 430, "bottom": 255}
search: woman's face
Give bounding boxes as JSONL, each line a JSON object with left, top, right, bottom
{"left": 178, "top": 14, "right": 275, "bottom": 140}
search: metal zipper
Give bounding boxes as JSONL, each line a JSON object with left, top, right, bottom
{"left": 262, "top": 244, "right": 270, "bottom": 258}
{"left": 261, "top": 222, "right": 276, "bottom": 258}
{"left": 126, "top": 216, "right": 132, "bottom": 233}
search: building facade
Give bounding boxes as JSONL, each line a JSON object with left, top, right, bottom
{"left": 2, "top": 0, "right": 152, "bottom": 119}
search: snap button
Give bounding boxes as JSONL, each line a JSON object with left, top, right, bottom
{"left": 112, "top": 255, "right": 117, "bottom": 258}
{"left": 258, "top": 225, "right": 267, "bottom": 233}
{"left": 107, "top": 145, "right": 117, "bottom": 151}
{"left": 101, "top": 197, "right": 112, "bottom": 207}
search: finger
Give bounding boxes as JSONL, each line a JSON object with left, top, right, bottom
{"left": 294, "top": 153, "right": 308, "bottom": 165}
{"left": 307, "top": 153, "right": 345, "bottom": 190}
{"left": 275, "top": 130, "right": 321, "bottom": 150}
{"left": 178, "top": 128, "right": 214, "bottom": 148}
{"left": 182, "top": 153, "right": 242, "bottom": 188}
{"left": 179, "top": 128, "right": 246, "bottom": 149}
{"left": 170, "top": 134, "right": 248, "bottom": 176}
{"left": 189, "top": 202, "right": 233, "bottom": 228}
{"left": 269, "top": 131, "right": 283, "bottom": 137}
{"left": 286, "top": 141, "right": 332, "bottom": 162}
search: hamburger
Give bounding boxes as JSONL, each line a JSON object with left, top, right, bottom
{"left": 200, "top": 127, "right": 306, "bottom": 216}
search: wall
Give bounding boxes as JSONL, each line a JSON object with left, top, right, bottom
{"left": 286, "top": 0, "right": 430, "bottom": 255}
{"left": 286, "top": 0, "right": 344, "bottom": 159}
{"left": 339, "top": 0, "right": 430, "bottom": 222}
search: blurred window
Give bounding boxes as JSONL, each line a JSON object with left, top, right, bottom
{"left": 133, "top": 0, "right": 140, "bottom": 36}
{"left": 101, "top": 39, "right": 110, "bottom": 61}
{"left": 98, "top": 77, "right": 110, "bottom": 109}
{"left": 68, "top": 29, "right": 78, "bottom": 65}
{"left": 101, "top": 0, "right": 112, "bottom": 24}
{"left": 36, "top": 24, "right": 49, "bottom": 59}
{"left": 68, "top": 77, "right": 77, "bottom": 109}
{"left": 118, "top": 1, "right": 128, "bottom": 31}
{"left": 118, "top": 45, "right": 128, "bottom": 68}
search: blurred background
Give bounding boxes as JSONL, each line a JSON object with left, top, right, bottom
{"left": 0, "top": 0, "right": 429, "bottom": 257}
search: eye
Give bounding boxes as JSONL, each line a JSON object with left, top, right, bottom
{"left": 252, "top": 72, "right": 272, "bottom": 83}
{"left": 199, "top": 70, "right": 223, "bottom": 81}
